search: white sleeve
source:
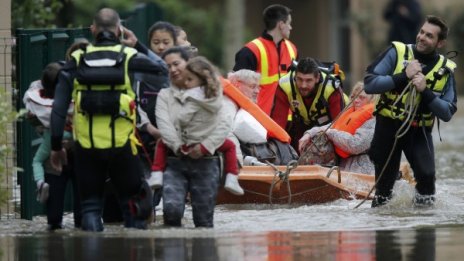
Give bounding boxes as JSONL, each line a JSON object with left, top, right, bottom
{"left": 155, "top": 90, "right": 183, "bottom": 153}
{"left": 200, "top": 98, "right": 234, "bottom": 154}
{"left": 326, "top": 118, "right": 375, "bottom": 155}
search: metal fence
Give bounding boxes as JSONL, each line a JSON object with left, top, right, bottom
{"left": 0, "top": 36, "right": 20, "bottom": 220}
{"left": 15, "top": 28, "right": 92, "bottom": 220}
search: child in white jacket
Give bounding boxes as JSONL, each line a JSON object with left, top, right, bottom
{"left": 148, "top": 56, "right": 244, "bottom": 195}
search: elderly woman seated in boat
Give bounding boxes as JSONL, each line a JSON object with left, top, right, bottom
{"left": 222, "top": 69, "right": 298, "bottom": 166}
{"left": 298, "top": 81, "right": 377, "bottom": 174}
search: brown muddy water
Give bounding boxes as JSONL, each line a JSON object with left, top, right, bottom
{"left": 1, "top": 102, "right": 464, "bottom": 260}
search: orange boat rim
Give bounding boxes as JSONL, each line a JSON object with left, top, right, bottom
{"left": 217, "top": 163, "right": 378, "bottom": 205}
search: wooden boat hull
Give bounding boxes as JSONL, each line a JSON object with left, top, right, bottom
{"left": 217, "top": 165, "right": 375, "bottom": 204}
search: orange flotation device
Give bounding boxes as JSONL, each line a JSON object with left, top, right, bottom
{"left": 331, "top": 103, "right": 375, "bottom": 158}
{"left": 221, "top": 78, "right": 290, "bottom": 143}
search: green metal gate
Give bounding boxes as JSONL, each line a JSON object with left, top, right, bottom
{"left": 15, "top": 28, "right": 92, "bottom": 220}
{"left": 121, "top": 2, "right": 164, "bottom": 46}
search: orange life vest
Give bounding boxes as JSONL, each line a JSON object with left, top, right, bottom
{"left": 221, "top": 78, "right": 291, "bottom": 143}
{"left": 331, "top": 103, "right": 374, "bottom": 158}
{"left": 245, "top": 37, "right": 297, "bottom": 116}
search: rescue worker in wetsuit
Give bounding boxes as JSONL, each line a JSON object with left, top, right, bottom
{"left": 364, "top": 15, "right": 457, "bottom": 207}
{"left": 233, "top": 4, "right": 298, "bottom": 116}
{"left": 273, "top": 57, "right": 347, "bottom": 152}
{"left": 50, "top": 8, "right": 168, "bottom": 231}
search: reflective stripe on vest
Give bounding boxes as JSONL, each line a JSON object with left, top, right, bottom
{"left": 246, "top": 37, "right": 297, "bottom": 115}
{"left": 251, "top": 39, "right": 278, "bottom": 85}
{"left": 284, "top": 40, "right": 296, "bottom": 63}
{"left": 376, "top": 41, "right": 456, "bottom": 126}
{"left": 72, "top": 44, "right": 138, "bottom": 149}
{"left": 279, "top": 71, "right": 338, "bottom": 126}
{"left": 249, "top": 38, "right": 297, "bottom": 85}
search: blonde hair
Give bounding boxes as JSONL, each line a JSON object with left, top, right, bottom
{"left": 227, "top": 69, "right": 261, "bottom": 86}
{"left": 350, "top": 81, "right": 378, "bottom": 104}
{"left": 185, "top": 56, "right": 220, "bottom": 98}
{"left": 350, "top": 81, "right": 364, "bottom": 97}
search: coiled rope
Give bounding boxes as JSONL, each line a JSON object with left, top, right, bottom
{"left": 264, "top": 91, "right": 361, "bottom": 205}
{"left": 266, "top": 160, "right": 298, "bottom": 204}
{"left": 354, "top": 81, "right": 419, "bottom": 209}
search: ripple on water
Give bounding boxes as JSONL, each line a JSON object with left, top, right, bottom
{"left": 2, "top": 173, "right": 463, "bottom": 237}
{"left": 1, "top": 110, "right": 464, "bottom": 237}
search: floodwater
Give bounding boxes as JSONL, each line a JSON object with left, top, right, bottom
{"left": 1, "top": 104, "right": 464, "bottom": 260}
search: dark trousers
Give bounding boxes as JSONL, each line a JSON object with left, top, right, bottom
{"left": 163, "top": 156, "right": 220, "bottom": 227}
{"left": 45, "top": 151, "right": 81, "bottom": 227}
{"left": 102, "top": 180, "right": 123, "bottom": 223}
{"left": 74, "top": 142, "right": 144, "bottom": 225}
{"left": 369, "top": 115, "right": 436, "bottom": 200}
{"left": 137, "top": 131, "right": 162, "bottom": 212}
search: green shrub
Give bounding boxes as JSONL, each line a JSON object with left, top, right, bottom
{"left": 12, "top": 0, "right": 63, "bottom": 29}
{"left": 153, "top": 0, "right": 223, "bottom": 67}
{"left": 0, "top": 89, "right": 17, "bottom": 206}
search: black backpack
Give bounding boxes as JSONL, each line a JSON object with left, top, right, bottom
{"left": 135, "top": 73, "right": 170, "bottom": 125}
{"left": 240, "top": 138, "right": 299, "bottom": 165}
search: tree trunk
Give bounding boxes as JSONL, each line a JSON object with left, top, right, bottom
{"left": 222, "top": 0, "right": 244, "bottom": 72}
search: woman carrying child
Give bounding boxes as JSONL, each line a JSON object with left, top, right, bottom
{"left": 150, "top": 56, "right": 244, "bottom": 194}
{"left": 154, "top": 54, "right": 236, "bottom": 227}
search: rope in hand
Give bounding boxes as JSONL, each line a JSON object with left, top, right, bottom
{"left": 266, "top": 160, "right": 298, "bottom": 205}
{"left": 354, "top": 81, "right": 419, "bottom": 209}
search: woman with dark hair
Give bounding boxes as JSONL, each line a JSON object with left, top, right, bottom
{"left": 150, "top": 56, "right": 243, "bottom": 195}
{"left": 155, "top": 47, "right": 232, "bottom": 227}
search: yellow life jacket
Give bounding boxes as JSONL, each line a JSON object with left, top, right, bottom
{"left": 279, "top": 70, "right": 349, "bottom": 127}
{"left": 71, "top": 44, "right": 140, "bottom": 152}
{"left": 376, "top": 41, "right": 456, "bottom": 126}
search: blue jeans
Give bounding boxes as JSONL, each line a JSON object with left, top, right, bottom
{"left": 162, "top": 156, "right": 220, "bottom": 227}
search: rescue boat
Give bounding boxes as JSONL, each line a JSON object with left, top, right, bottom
{"left": 216, "top": 164, "right": 375, "bottom": 205}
